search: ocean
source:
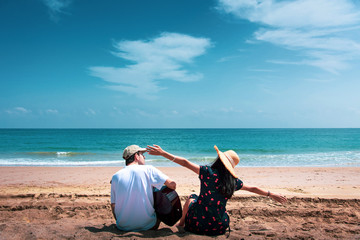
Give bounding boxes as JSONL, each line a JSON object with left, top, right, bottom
{"left": 0, "top": 128, "right": 359, "bottom": 167}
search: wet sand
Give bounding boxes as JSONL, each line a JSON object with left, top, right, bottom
{"left": 0, "top": 166, "right": 359, "bottom": 239}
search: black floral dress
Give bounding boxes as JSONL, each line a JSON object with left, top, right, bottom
{"left": 184, "top": 165, "right": 243, "bottom": 236}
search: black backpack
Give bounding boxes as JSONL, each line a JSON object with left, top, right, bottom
{"left": 153, "top": 186, "right": 182, "bottom": 226}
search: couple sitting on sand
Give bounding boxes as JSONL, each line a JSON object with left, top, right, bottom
{"left": 110, "top": 144, "right": 287, "bottom": 236}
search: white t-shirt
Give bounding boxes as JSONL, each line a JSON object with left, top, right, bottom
{"left": 110, "top": 165, "right": 168, "bottom": 231}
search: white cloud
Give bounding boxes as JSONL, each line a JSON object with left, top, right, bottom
{"left": 85, "top": 108, "right": 96, "bottom": 116}
{"left": 248, "top": 68, "right": 276, "bottom": 72}
{"left": 42, "top": 0, "right": 72, "bottom": 22}
{"left": 304, "top": 78, "right": 335, "bottom": 83}
{"left": 133, "top": 109, "right": 155, "bottom": 118}
{"left": 46, "top": 109, "right": 59, "bottom": 114}
{"left": 112, "top": 107, "right": 124, "bottom": 115}
{"left": 217, "top": 0, "right": 360, "bottom": 73}
{"left": 219, "top": 0, "right": 360, "bottom": 28}
{"left": 89, "top": 32, "right": 212, "bottom": 99}
{"left": 217, "top": 55, "right": 242, "bottom": 62}
{"left": 219, "top": 107, "right": 243, "bottom": 113}
{"left": 15, "top": 107, "right": 30, "bottom": 113}
{"left": 6, "top": 107, "right": 32, "bottom": 114}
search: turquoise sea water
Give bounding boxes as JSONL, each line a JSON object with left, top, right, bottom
{"left": 0, "top": 129, "right": 359, "bottom": 167}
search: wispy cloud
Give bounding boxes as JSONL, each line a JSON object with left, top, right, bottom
{"left": 85, "top": 108, "right": 96, "bottom": 116}
{"left": 304, "top": 78, "right": 335, "bottom": 83}
{"left": 248, "top": 68, "right": 276, "bottom": 72}
{"left": 42, "top": 0, "right": 72, "bottom": 22}
{"left": 89, "top": 32, "right": 212, "bottom": 99}
{"left": 191, "top": 107, "right": 243, "bottom": 116}
{"left": 217, "top": 55, "right": 242, "bottom": 63}
{"left": 217, "top": 0, "right": 360, "bottom": 73}
{"left": 5, "top": 107, "right": 32, "bottom": 114}
{"left": 219, "top": 107, "right": 243, "bottom": 113}
{"left": 46, "top": 109, "right": 59, "bottom": 114}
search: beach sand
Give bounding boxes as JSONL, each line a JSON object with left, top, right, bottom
{"left": 0, "top": 166, "right": 359, "bottom": 239}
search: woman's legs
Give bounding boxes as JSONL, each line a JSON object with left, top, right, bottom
{"left": 177, "top": 195, "right": 196, "bottom": 227}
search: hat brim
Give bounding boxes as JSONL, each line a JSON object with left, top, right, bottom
{"left": 214, "top": 146, "right": 238, "bottom": 178}
{"left": 138, "top": 147, "right": 147, "bottom": 152}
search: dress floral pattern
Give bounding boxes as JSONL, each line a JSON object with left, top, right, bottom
{"left": 184, "top": 165, "right": 243, "bottom": 236}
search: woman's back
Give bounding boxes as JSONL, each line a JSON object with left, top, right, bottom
{"left": 184, "top": 166, "right": 243, "bottom": 235}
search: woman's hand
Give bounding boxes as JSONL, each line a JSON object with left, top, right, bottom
{"left": 148, "top": 145, "right": 200, "bottom": 175}
{"left": 146, "top": 144, "right": 164, "bottom": 156}
{"left": 270, "top": 193, "right": 287, "bottom": 204}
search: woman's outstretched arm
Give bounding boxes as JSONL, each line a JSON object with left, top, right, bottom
{"left": 241, "top": 184, "right": 287, "bottom": 204}
{"left": 147, "top": 145, "right": 200, "bottom": 175}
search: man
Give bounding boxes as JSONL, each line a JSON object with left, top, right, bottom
{"left": 110, "top": 145, "right": 176, "bottom": 231}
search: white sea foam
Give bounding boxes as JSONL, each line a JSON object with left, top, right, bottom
{"left": 1, "top": 150, "right": 359, "bottom": 167}
{"left": 239, "top": 151, "right": 360, "bottom": 167}
{"left": 28, "top": 152, "right": 93, "bottom": 156}
{"left": 0, "top": 158, "right": 125, "bottom": 166}
{"left": 56, "top": 152, "right": 70, "bottom": 156}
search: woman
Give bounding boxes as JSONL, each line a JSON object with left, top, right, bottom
{"left": 147, "top": 144, "right": 287, "bottom": 236}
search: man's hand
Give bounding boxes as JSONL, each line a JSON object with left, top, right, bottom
{"left": 164, "top": 178, "right": 176, "bottom": 190}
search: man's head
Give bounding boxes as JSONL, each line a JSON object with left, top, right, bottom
{"left": 123, "top": 145, "right": 147, "bottom": 166}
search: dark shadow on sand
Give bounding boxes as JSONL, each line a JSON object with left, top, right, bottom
{"left": 85, "top": 224, "right": 192, "bottom": 238}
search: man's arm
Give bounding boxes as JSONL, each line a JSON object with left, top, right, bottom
{"left": 111, "top": 203, "right": 116, "bottom": 221}
{"left": 164, "top": 178, "right": 176, "bottom": 190}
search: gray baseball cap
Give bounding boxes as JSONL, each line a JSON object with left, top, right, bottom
{"left": 123, "top": 145, "right": 147, "bottom": 160}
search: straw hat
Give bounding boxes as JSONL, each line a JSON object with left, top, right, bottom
{"left": 214, "top": 145, "right": 239, "bottom": 178}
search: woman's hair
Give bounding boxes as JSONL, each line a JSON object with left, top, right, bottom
{"left": 211, "top": 157, "right": 236, "bottom": 199}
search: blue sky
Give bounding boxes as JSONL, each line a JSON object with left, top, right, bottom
{"left": 1, "top": 0, "right": 360, "bottom": 128}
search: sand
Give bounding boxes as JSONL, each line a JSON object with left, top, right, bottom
{"left": 0, "top": 166, "right": 359, "bottom": 239}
